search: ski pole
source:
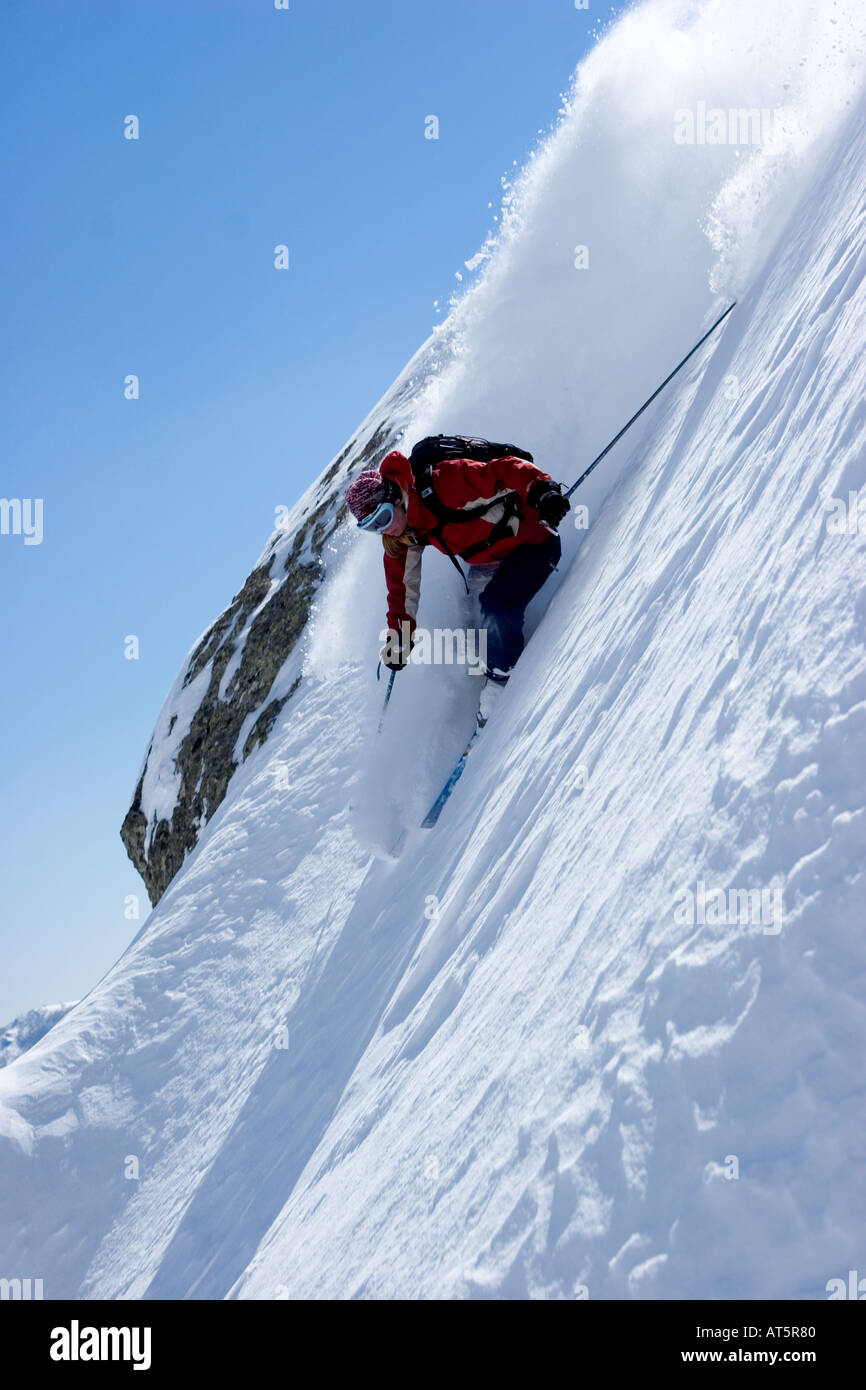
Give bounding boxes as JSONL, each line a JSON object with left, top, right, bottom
{"left": 377, "top": 664, "right": 396, "bottom": 734}
{"left": 565, "top": 300, "right": 737, "bottom": 498}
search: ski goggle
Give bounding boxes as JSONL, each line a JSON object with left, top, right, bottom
{"left": 358, "top": 500, "right": 397, "bottom": 533}
{"left": 357, "top": 480, "right": 402, "bottom": 533}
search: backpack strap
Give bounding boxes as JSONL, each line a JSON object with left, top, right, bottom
{"left": 459, "top": 495, "right": 522, "bottom": 560}
{"left": 409, "top": 435, "right": 533, "bottom": 527}
{"left": 419, "top": 529, "right": 470, "bottom": 592}
{"left": 408, "top": 436, "right": 532, "bottom": 584}
{"left": 411, "top": 461, "right": 494, "bottom": 527}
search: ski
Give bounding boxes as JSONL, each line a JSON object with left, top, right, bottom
{"left": 421, "top": 724, "right": 482, "bottom": 828}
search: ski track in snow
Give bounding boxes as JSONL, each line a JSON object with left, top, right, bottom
{"left": 1, "top": 0, "right": 865, "bottom": 1300}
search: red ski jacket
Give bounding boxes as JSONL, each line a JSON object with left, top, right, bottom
{"left": 378, "top": 449, "right": 554, "bottom": 637}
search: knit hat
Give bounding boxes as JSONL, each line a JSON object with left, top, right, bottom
{"left": 345, "top": 470, "right": 387, "bottom": 521}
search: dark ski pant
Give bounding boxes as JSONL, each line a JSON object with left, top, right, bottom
{"left": 476, "top": 531, "right": 561, "bottom": 676}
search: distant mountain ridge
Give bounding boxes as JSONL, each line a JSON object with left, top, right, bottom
{"left": 0, "top": 1003, "right": 77, "bottom": 1068}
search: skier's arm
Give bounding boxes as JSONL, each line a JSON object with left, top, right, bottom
{"left": 492, "top": 454, "right": 555, "bottom": 500}
{"left": 487, "top": 456, "right": 570, "bottom": 526}
{"left": 447, "top": 455, "right": 553, "bottom": 506}
{"left": 382, "top": 539, "right": 423, "bottom": 667}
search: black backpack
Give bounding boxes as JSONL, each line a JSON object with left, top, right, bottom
{"left": 407, "top": 435, "right": 534, "bottom": 578}
{"left": 408, "top": 435, "right": 534, "bottom": 521}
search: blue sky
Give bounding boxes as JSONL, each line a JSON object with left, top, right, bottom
{"left": 0, "top": 0, "right": 619, "bottom": 1021}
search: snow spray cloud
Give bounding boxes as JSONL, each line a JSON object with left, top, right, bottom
{"left": 323, "top": 0, "right": 866, "bottom": 853}
{"left": 407, "top": 0, "right": 866, "bottom": 477}
{"left": 325, "top": 0, "right": 866, "bottom": 679}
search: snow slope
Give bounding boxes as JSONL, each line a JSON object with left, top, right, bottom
{"left": 1, "top": 0, "right": 865, "bottom": 1300}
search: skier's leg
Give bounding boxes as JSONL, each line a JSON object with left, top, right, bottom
{"left": 464, "top": 562, "right": 500, "bottom": 675}
{"left": 465, "top": 562, "right": 500, "bottom": 630}
{"left": 478, "top": 532, "right": 561, "bottom": 675}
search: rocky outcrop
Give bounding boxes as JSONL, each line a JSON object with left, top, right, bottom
{"left": 119, "top": 407, "right": 413, "bottom": 906}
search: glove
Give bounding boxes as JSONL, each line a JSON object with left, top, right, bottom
{"left": 528, "top": 479, "right": 571, "bottom": 528}
{"left": 380, "top": 623, "right": 413, "bottom": 671}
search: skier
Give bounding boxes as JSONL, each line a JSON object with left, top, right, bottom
{"left": 345, "top": 436, "right": 570, "bottom": 724}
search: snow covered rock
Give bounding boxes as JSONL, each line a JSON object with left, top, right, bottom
{"left": 119, "top": 358, "right": 442, "bottom": 904}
